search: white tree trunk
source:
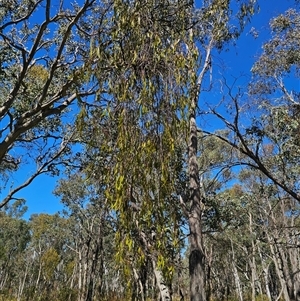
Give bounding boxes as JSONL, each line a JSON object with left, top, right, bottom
{"left": 258, "top": 245, "right": 271, "bottom": 301}
{"left": 17, "top": 260, "right": 31, "bottom": 301}
{"left": 152, "top": 259, "right": 171, "bottom": 301}
{"left": 231, "top": 240, "right": 243, "bottom": 301}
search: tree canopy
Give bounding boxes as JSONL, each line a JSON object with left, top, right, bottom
{"left": 1, "top": 1, "right": 300, "bottom": 301}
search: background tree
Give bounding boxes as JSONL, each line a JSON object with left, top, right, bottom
{"left": 203, "top": 5, "right": 300, "bottom": 203}
{"left": 0, "top": 200, "right": 30, "bottom": 296}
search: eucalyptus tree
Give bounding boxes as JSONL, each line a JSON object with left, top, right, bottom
{"left": 230, "top": 167, "right": 300, "bottom": 301}
{"left": 193, "top": 5, "right": 300, "bottom": 300}
{"left": 202, "top": 5, "right": 300, "bottom": 204}
{"left": 0, "top": 0, "right": 112, "bottom": 208}
{"left": 177, "top": 1, "right": 257, "bottom": 300}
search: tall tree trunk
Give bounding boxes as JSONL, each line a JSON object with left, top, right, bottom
{"left": 187, "top": 34, "right": 213, "bottom": 301}
{"left": 86, "top": 242, "right": 100, "bottom": 301}
{"left": 258, "top": 245, "right": 272, "bottom": 301}
{"left": 17, "top": 260, "right": 31, "bottom": 301}
{"left": 288, "top": 236, "right": 300, "bottom": 301}
{"left": 284, "top": 202, "right": 300, "bottom": 301}
{"left": 248, "top": 213, "right": 261, "bottom": 301}
{"left": 188, "top": 110, "right": 206, "bottom": 301}
{"left": 78, "top": 248, "right": 84, "bottom": 301}
{"left": 231, "top": 240, "right": 243, "bottom": 301}
{"left": 68, "top": 259, "right": 77, "bottom": 301}
{"left": 267, "top": 200, "right": 297, "bottom": 301}
{"left": 267, "top": 234, "right": 290, "bottom": 301}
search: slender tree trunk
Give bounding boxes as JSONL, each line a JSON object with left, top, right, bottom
{"left": 249, "top": 243, "right": 257, "bottom": 301}
{"left": 231, "top": 240, "right": 243, "bottom": 301}
{"left": 188, "top": 88, "right": 205, "bottom": 298}
{"left": 268, "top": 235, "right": 290, "bottom": 301}
{"left": 258, "top": 245, "right": 271, "bottom": 301}
{"left": 205, "top": 246, "right": 213, "bottom": 301}
{"left": 248, "top": 213, "right": 260, "bottom": 301}
{"left": 152, "top": 259, "right": 171, "bottom": 301}
{"left": 86, "top": 242, "right": 99, "bottom": 301}
{"left": 68, "top": 259, "right": 77, "bottom": 301}
{"left": 78, "top": 245, "right": 88, "bottom": 301}
{"left": 268, "top": 201, "right": 298, "bottom": 301}
{"left": 35, "top": 260, "right": 43, "bottom": 295}
{"left": 288, "top": 238, "right": 300, "bottom": 301}
{"left": 17, "top": 260, "right": 31, "bottom": 301}
{"left": 278, "top": 203, "right": 295, "bottom": 300}
{"left": 0, "top": 270, "right": 8, "bottom": 290}
{"left": 286, "top": 209, "right": 300, "bottom": 301}
{"left": 232, "top": 263, "right": 243, "bottom": 301}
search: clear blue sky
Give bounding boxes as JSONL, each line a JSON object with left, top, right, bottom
{"left": 6, "top": 0, "right": 295, "bottom": 220}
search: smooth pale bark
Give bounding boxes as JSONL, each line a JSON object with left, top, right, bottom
{"left": 248, "top": 213, "right": 260, "bottom": 301}
{"left": 77, "top": 218, "right": 103, "bottom": 301}
{"left": 17, "top": 260, "right": 31, "bottom": 301}
{"left": 0, "top": 270, "right": 8, "bottom": 291}
{"left": 258, "top": 245, "right": 272, "bottom": 301}
{"left": 282, "top": 202, "right": 300, "bottom": 301}
{"left": 138, "top": 227, "right": 171, "bottom": 301}
{"left": 266, "top": 232, "right": 290, "bottom": 301}
{"left": 78, "top": 248, "right": 85, "bottom": 301}
{"left": 68, "top": 257, "right": 77, "bottom": 301}
{"left": 266, "top": 200, "right": 300, "bottom": 301}
{"left": 34, "top": 242, "right": 43, "bottom": 295}
{"left": 152, "top": 259, "right": 171, "bottom": 301}
{"left": 232, "top": 264, "right": 243, "bottom": 301}
{"left": 231, "top": 240, "right": 243, "bottom": 301}
{"left": 288, "top": 238, "right": 300, "bottom": 301}
{"left": 77, "top": 223, "right": 92, "bottom": 301}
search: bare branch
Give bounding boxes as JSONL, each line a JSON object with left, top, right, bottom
{"left": 0, "top": 132, "right": 75, "bottom": 209}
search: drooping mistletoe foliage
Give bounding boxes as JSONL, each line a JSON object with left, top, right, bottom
{"left": 85, "top": 0, "right": 197, "bottom": 282}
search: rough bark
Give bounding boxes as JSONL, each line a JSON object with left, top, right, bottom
{"left": 187, "top": 35, "right": 213, "bottom": 301}
{"left": 133, "top": 267, "right": 145, "bottom": 301}
{"left": 188, "top": 111, "right": 206, "bottom": 301}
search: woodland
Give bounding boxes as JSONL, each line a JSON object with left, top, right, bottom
{"left": 0, "top": 0, "right": 300, "bottom": 301}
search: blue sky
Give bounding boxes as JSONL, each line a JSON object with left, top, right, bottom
{"left": 4, "top": 0, "right": 296, "bottom": 220}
